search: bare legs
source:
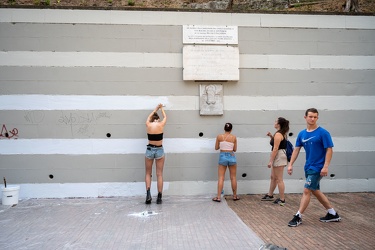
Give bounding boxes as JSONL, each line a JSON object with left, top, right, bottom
{"left": 145, "top": 156, "right": 165, "bottom": 203}
{"left": 145, "top": 158, "right": 153, "bottom": 189}
{"left": 267, "top": 166, "right": 285, "bottom": 200}
{"left": 216, "top": 165, "right": 226, "bottom": 199}
{"left": 298, "top": 188, "right": 333, "bottom": 214}
{"left": 145, "top": 157, "right": 164, "bottom": 190}
{"left": 155, "top": 157, "right": 165, "bottom": 193}
{"left": 216, "top": 164, "right": 238, "bottom": 200}
{"left": 229, "top": 164, "right": 238, "bottom": 197}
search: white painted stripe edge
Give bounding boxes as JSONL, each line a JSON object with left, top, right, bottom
{"left": 0, "top": 95, "right": 374, "bottom": 111}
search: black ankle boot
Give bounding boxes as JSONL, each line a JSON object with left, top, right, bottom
{"left": 145, "top": 189, "right": 152, "bottom": 204}
{"left": 156, "top": 192, "right": 162, "bottom": 204}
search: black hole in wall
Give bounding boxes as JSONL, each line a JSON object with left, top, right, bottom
{"left": 199, "top": 132, "right": 203, "bottom": 137}
{"left": 330, "top": 174, "right": 335, "bottom": 178}
{"left": 242, "top": 173, "right": 247, "bottom": 178}
{"left": 106, "top": 133, "right": 111, "bottom": 138}
{"left": 49, "top": 174, "right": 54, "bottom": 179}
{"left": 289, "top": 132, "right": 293, "bottom": 137}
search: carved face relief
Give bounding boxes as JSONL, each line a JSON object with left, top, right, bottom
{"left": 199, "top": 84, "right": 223, "bottom": 116}
{"left": 205, "top": 85, "right": 217, "bottom": 105}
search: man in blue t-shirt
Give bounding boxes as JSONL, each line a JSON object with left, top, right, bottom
{"left": 287, "top": 108, "right": 341, "bottom": 227}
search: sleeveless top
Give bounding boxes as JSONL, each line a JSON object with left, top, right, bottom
{"left": 270, "top": 134, "right": 287, "bottom": 150}
{"left": 147, "top": 133, "right": 163, "bottom": 141}
{"left": 219, "top": 134, "right": 235, "bottom": 151}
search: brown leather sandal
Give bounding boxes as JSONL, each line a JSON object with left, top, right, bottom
{"left": 212, "top": 197, "right": 221, "bottom": 202}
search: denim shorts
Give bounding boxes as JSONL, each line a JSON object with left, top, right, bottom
{"left": 145, "top": 145, "right": 164, "bottom": 159}
{"left": 218, "top": 152, "right": 236, "bottom": 166}
{"left": 304, "top": 169, "right": 322, "bottom": 191}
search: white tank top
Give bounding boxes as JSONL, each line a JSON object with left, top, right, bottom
{"left": 219, "top": 134, "right": 234, "bottom": 151}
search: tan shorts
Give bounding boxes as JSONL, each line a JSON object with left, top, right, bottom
{"left": 273, "top": 150, "right": 287, "bottom": 167}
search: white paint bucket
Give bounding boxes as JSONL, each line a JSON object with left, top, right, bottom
{"left": 1, "top": 185, "right": 20, "bottom": 206}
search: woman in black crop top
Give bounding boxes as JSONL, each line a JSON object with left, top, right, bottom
{"left": 145, "top": 104, "right": 167, "bottom": 204}
{"left": 261, "top": 117, "right": 290, "bottom": 205}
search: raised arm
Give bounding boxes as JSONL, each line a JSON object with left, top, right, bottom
{"left": 266, "top": 131, "right": 273, "bottom": 139}
{"left": 146, "top": 105, "right": 160, "bottom": 125}
{"left": 159, "top": 104, "right": 167, "bottom": 126}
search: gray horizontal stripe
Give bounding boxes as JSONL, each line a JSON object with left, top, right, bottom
{"left": 1, "top": 51, "right": 375, "bottom": 69}
{"left": 0, "top": 152, "right": 373, "bottom": 183}
{"left": 1, "top": 9, "right": 374, "bottom": 30}
{"left": 1, "top": 110, "right": 374, "bottom": 139}
{"left": 1, "top": 67, "right": 374, "bottom": 96}
{"left": 1, "top": 23, "right": 374, "bottom": 55}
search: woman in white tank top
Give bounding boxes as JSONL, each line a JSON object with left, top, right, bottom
{"left": 212, "top": 123, "right": 239, "bottom": 202}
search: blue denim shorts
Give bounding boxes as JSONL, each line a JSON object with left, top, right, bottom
{"left": 218, "top": 152, "right": 236, "bottom": 166}
{"left": 145, "top": 145, "right": 164, "bottom": 160}
{"left": 304, "top": 169, "right": 322, "bottom": 191}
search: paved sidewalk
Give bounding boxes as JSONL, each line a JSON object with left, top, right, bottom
{"left": 0, "top": 195, "right": 264, "bottom": 250}
{"left": 1, "top": 193, "right": 373, "bottom": 250}
{"left": 227, "top": 192, "right": 375, "bottom": 250}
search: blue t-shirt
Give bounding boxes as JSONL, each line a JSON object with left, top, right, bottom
{"left": 295, "top": 127, "right": 334, "bottom": 173}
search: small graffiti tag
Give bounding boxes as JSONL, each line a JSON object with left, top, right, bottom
{"left": 58, "top": 112, "right": 111, "bottom": 137}
{"left": 24, "top": 111, "right": 45, "bottom": 124}
{"left": 0, "top": 124, "right": 18, "bottom": 139}
{"left": 58, "top": 112, "right": 111, "bottom": 125}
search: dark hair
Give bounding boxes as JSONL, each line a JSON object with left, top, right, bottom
{"left": 224, "top": 122, "right": 233, "bottom": 132}
{"left": 150, "top": 112, "right": 160, "bottom": 122}
{"left": 277, "top": 117, "right": 289, "bottom": 136}
{"left": 305, "top": 108, "right": 319, "bottom": 116}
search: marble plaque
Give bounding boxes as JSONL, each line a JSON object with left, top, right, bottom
{"left": 199, "top": 84, "right": 223, "bottom": 116}
{"left": 183, "top": 45, "right": 239, "bottom": 81}
{"left": 183, "top": 25, "right": 238, "bottom": 45}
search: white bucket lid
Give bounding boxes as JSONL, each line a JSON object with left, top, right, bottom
{"left": 1, "top": 185, "right": 20, "bottom": 192}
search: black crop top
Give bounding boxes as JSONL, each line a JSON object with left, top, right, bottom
{"left": 270, "top": 136, "right": 287, "bottom": 150}
{"left": 147, "top": 133, "right": 163, "bottom": 141}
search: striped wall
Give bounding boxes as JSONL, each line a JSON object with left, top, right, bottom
{"left": 0, "top": 9, "right": 374, "bottom": 199}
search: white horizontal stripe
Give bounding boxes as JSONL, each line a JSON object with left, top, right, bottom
{"left": 1, "top": 9, "right": 374, "bottom": 30}
{"left": 0, "top": 137, "right": 374, "bottom": 155}
{"left": 0, "top": 95, "right": 374, "bottom": 111}
{"left": 0, "top": 95, "right": 173, "bottom": 110}
{"left": 1, "top": 52, "right": 374, "bottom": 70}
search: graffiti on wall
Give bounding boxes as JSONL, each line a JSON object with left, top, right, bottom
{"left": 58, "top": 112, "right": 112, "bottom": 137}
{"left": 0, "top": 124, "right": 19, "bottom": 139}
{"left": 58, "top": 112, "right": 111, "bottom": 125}
{"left": 24, "top": 111, "right": 45, "bottom": 124}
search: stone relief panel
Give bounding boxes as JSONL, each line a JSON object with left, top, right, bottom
{"left": 199, "top": 84, "right": 223, "bottom": 115}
